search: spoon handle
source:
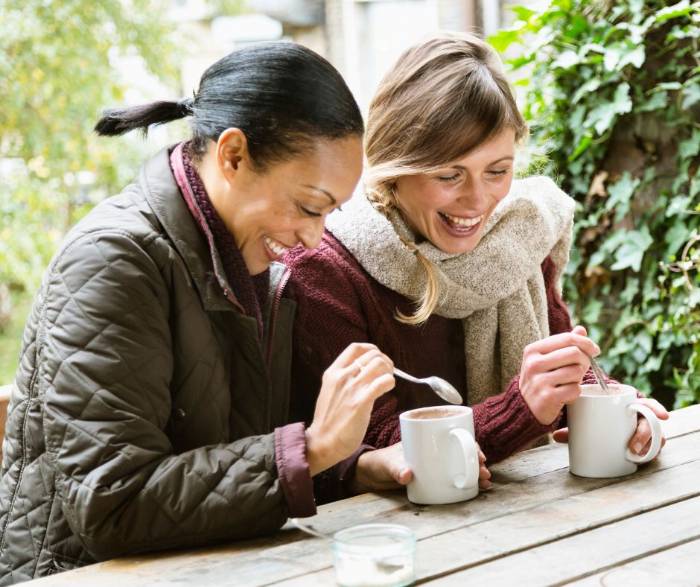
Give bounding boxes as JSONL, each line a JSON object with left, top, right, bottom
{"left": 289, "top": 518, "right": 330, "bottom": 541}
{"left": 589, "top": 356, "right": 611, "bottom": 394}
{"left": 393, "top": 367, "right": 419, "bottom": 384}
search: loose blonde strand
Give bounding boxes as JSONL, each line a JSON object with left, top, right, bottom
{"left": 395, "top": 248, "right": 441, "bottom": 325}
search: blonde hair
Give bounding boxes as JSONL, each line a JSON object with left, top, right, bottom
{"left": 365, "top": 32, "right": 528, "bottom": 325}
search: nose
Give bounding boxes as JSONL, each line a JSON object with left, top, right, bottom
{"left": 297, "top": 217, "right": 325, "bottom": 250}
{"left": 457, "top": 177, "right": 489, "bottom": 207}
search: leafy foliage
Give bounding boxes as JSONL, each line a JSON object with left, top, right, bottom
{"left": 0, "top": 0, "right": 178, "bottom": 295}
{"left": 492, "top": 0, "right": 700, "bottom": 407}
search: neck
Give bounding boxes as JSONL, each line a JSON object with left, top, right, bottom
{"left": 194, "top": 146, "right": 238, "bottom": 244}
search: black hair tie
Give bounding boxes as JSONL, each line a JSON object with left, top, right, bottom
{"left": 177, "top": 97, "right": 194, "bottom": 116}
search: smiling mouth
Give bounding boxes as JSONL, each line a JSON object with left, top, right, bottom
{"left": 438, "top": 211, "right": 484, "bottom": 235}
{"left": 263, "top": 236, "right": 292, "bottom": 259}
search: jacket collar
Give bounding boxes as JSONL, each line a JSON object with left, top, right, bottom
{"left": 139, "top": 147, "right": 240, "bottom": 312}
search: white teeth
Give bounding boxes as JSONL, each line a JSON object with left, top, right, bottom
{"left": 441, "top": 212, "right": 482, "bottom": 228}
{"left": 264, "top": 237, "right": 290, "bottom": 257}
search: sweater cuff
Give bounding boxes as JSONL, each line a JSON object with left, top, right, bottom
{"left": 338, "top": 443, "right": 375, "bottom": 494}
{"left": 274, "top": 423, "right": 316, "bottom": 518}
{"left": 473, "top": 378, "right": 554, "bottom": 464}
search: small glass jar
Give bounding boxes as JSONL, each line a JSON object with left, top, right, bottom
{"left": 332, "top": 523, "right": 416, "bottom": 587}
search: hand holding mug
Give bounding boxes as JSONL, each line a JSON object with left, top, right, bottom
{"left": 564, "top": 384, "right": 667, "bottom": 478}
{"left": 352, "top": 441, "right": 491, "bottom": 494}
{"left": 553, "top": 395, "right": 668, "bottom": 457}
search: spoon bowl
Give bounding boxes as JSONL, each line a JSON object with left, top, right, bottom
{"left": 393, "top": 368, "right": 463, "bottom": 405}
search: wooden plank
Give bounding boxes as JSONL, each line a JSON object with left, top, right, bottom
{"left": 565, "top": 537, "right": 700, "bottom": 586}
{"left": 32, "top": 409, "right": 700, "bottom": 587}
{"left": 493, "top": 402, "right": 700, "bottom": 484}
{"left": 421, "top": 496, "right": 700, "bottom": 586}
{"left": 661, "top": 402, "right": 700, "bottom": 438}
{"left": 278, "top": 436, "right": 700, "bottom": 586}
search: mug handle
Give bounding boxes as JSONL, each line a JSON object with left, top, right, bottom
{"left": 625, "top": 403, "right": 663, "bottom": 464}
{"left": 449, "top": 428, "right": 479, "bottom": 489}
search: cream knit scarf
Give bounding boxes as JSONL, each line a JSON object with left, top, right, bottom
{"left": 326, "top": 176, "right": 576, "bottom": 405}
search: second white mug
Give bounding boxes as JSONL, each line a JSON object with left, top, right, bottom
{"left": 399, "top": 405, "right": 479, "bottom": 505}
{"left": 568, "top": 384, "right": 662, "bottom": 478}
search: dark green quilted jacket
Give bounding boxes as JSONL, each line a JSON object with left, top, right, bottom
{"left": 0, "top": 149, "right": 298, "bottom": 584}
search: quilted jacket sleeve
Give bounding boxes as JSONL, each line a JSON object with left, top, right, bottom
{"left": 41, "top": 230, "right": 289, "bottom": 560}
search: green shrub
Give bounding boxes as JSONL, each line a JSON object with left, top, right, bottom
{"left": 492, "top": 0, "right": 700, "bottom": 407}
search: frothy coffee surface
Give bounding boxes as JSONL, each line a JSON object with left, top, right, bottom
{"left": 581, "top": 385, "right": 625, "bottom": 397}
{"left": 405, "top": 407, "right": 458, "bottom": 420}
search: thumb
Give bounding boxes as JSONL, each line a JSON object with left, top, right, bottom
{"left": 552, "top": 427, "right": 569, "bottom": 443}
{"left": 394, "top": 466, "right": 413, "bottom": 486}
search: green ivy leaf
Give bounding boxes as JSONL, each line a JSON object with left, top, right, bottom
{"left": 638, "top": 90, "right": 667, "bottom": 112}
{"left": 586, "top": 82, "right": 633, "bottom": 135}
{"left": 611, "top": 227, "right": 653, "bottom": 272}
{"left": 654, "top": 0, "right": 692, "bottom": 24}
{"left": 511, "top": 5, "right": 537, "bottom": 22}
{"left": 488, "top": 28, "right": 522, "bottom": 53}
{"left": 606, "top": 172, "right": 640, "bottom": 221}
{"left": 572, "top": 78, "right": 603, "bottom": 104}
{"left": 552, "top": 49, "right": 581, "bottom": 69}
{"left": 679, "top": 129, "right": 700, "bottom": 159}
{"left": 619, "top": 45, "right": 646, "bottom": 69}
{"left": 682, "top": 82, "right": 700, "bottom": 109}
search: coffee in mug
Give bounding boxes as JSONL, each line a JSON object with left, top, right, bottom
{"left": 399, "top": 405, "right": 479, "bottom": 504}
{"left": 568, "top": 384, "right": 662, "bottom": 478}
{"left": 403, "top": 407, "right": 456, "bottom": 420}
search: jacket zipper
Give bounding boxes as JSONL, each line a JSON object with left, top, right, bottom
{"left": 266, "top": 267, "right": 291, "bottom": 367}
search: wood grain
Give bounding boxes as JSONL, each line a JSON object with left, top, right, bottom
{"left": 31, "top": 404, "right": 700, "bottom": 587}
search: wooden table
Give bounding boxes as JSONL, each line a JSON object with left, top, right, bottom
{"left": 34, "top": 404, "right": 700, "bottom": 586}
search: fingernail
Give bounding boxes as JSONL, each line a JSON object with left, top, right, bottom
{"left": 633, "top": 442, "right": 643, "bottom": 454}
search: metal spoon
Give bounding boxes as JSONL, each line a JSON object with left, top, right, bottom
{"left": 588, "top": 355, "right": 611, "bottom": 394}
{"left": 289, "top": 518, "right": 405, "bottom": 574}
{"left": 393, "top": 367, "right": 463, "bottom": 405}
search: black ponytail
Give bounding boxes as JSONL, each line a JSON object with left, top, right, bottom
{"left": 94, "top": 98, "right": 194, "bottom": 136}
{"left": 94, "top": 42, "right": 363, "bottom": 169}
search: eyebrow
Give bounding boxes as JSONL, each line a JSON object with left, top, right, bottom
{"left": 302, "top": 184, "right": 337, "bottom": 205}
{"left": 450, "top": 156, "right": 515, "bottom": 170}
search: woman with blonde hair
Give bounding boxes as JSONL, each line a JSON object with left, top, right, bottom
{"left": 285, "top": 32, "right": 667, "bottom": 496}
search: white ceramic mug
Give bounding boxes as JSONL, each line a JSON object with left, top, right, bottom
{"left": 399, "top": 405, "right": 479, "bottom": 505}
{"left": 568, "top": 384, "right": 663, "bottom": 478}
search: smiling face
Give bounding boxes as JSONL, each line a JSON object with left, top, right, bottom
{"left": 201, "top": 130, "right": 363, "bottom": 275}
{"left": 393, "top": 128, "right": 516, "bottom": 255}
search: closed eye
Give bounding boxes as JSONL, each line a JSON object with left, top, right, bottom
{"left": 298, "top": 204, "right": 322, "bottom": 217}
{"left": 437, "top": 173, "right": 460, "bottom": 183}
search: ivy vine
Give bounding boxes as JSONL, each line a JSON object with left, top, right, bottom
{"left": 492, "top": 0, "right": 700, "bottom": 407}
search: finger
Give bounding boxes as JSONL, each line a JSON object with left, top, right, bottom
{"left": 478, "top": 449, "right": 486, "bottom": 464}
{"left": 527, "top": 331, "right": 600, "bottom": 357}
{"left": 552, "top": 427, "right": 569, "bottom": 443}
{"left": 534, "top": 346, "right": 591, "bottom": 373}
{"left": 479, "top": 464, "right": 491, "bottom": 481}
{"left": 541, "top": 364, "right": 589, "bottom": 387}
{"left": 637, "top": 397, "right": 670, "bottom": 420}
{"left": 628, "top": 418, "right": 651, "bottom": 455}
{"left": 553, "top": 382, "right": 583, "bottom": 405}
{"left": 395, "top": 467, "right": 413, "bottom": 486}
{"left": 357, "top": 356, "right": 395, "bottom": 384}
{"left": 479, "top": 473, "right": 493, "bottom": 490}
{"left": 362, "top": 372, "right": 396, "bottom": 402}
{"left": 572, "top": 325, "right": 587, "bottom": 336}
{"left": 333, "top": 342, "right": 379, "bottom": 368}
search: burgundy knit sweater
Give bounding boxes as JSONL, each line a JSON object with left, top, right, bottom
{"left": 286, "top": 231, "right": 601, "bottom": 473}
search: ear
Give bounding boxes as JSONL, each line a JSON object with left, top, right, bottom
{"left": 216, "top": 128, "right": 250, "bottom": 182}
